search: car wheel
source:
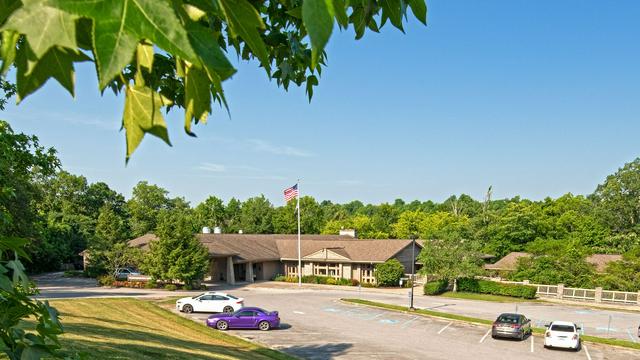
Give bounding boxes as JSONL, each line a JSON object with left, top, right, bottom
{"left": 258, "top": 321, "right": 270, "bottom": 331}
{"left": 223, "top": 306, "right": 234, "bottom": 313}
{"left": 183, "top": 304, "right": 193, "bottom": 314}
{"left": 216, "top": 320, "right": 229, "bottom": 331}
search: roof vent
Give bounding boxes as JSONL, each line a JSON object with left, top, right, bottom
{"left": 213, "top": 226, "right": 222, "bottom": 234}
{"left": 339, "top": 229, "right": 357, "bottom": 238}
{"left": 202, "top": 227, "right": 211, "bottom": 234}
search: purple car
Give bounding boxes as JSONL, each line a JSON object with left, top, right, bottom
{"left": 206, "top": 307, "right": 280, "bottom": 331}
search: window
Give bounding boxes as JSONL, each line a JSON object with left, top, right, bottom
{"left": 550, "top": 325, "right": 575, "bottom": 332}
{"left": 199, "top": 295, "right": 214, "bottom": 301}
{"left": 497, "top": 315, "right": 519, "bottom": 324}
{"left": 236, "top": 311, "right": 255, "bottom": 317}
{"left": 212, "top": 295, "right": 227, "bottom": 300}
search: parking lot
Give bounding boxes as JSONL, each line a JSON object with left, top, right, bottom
{"left": 175, "top": 287, "right": 640, "bottom": 360}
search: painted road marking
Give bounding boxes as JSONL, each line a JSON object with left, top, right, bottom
{"left": 479, "top": 328, "right": 492, "bottom": 343}
{"left": 379, "top": 319, "right": 400, "bottom": 324}
{"left": 366, "top": 313, "right": 384, "bottom": 320}
{"left": 596, "top": 326, "right": 618, "bottom": 333}
{"left": 583, "top": 344, "right": 592, "bottom": 360}
{"left": 580, "top": 323, "right": 585, "bottom": 335}
{"left": 530, "top": 334, "right": 534, "bottom": 353}
{"left": 324, "top": 308, "right": 340, "bottom": 312}
{"left": 293, "top": 311, "right": 305, "bottom": 315}
{"left": 401, "top": 316, "right": 420, "bottom": 329}
{"left": 438, "top": 322, "right": 452, "bottom": 334}
{"left": 627, "top": 328, "right": 638, "bottom": 342}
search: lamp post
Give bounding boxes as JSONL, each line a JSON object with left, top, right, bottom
{"left": 409, "top": 234, "right": 417, "bottom": 310}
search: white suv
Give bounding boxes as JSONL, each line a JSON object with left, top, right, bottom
{"left": 176, "top": 292, "right": 244, "bottom": 314}
{"left": 544, "top": 321, "right": 581, "bottom": 351}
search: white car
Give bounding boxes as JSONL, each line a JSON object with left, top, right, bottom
{"left": 544, "top": 321, "right": 581, "bottom": 351}
{"left": 176, "top": 292, "right": 244, "bottom": 314}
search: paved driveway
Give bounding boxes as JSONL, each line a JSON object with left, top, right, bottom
{"left": 175, "top": 287, "right": 640, "bottom": 360}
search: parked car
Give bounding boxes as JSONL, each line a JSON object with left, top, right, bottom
{"left": 176, "top": 292, "right": 244, "bottom": 314}
{"left": 206, "top": 307, "right": 280, "bottom": 331}
{"left": 114, "top": 267, "right": 140, "bottom": 280}
{"left": 491, "top": 313, "right": 532, "bottom": 340}
{"left": 544, "top": 321, "right": 581, "bottom": 351}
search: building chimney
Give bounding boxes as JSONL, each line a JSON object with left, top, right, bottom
{"left": 339, "top": 229, "right": 357, "bottom": 238}
{"left": 213, "top": 226, "right": 222, "bottom": 234}
{"left": 202, "top": 227, "right": 211, "bottom": 234}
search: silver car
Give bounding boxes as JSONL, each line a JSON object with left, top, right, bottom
{"left": 491, "top": 313, "right": 532, "bottom": 340}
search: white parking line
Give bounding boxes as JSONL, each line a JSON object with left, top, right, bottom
{"left": 401, "top": 316, "right": 420, "bottom": 328}
{"left": 627, "top": 328, "right": 637, "bottom": 343}
{"left": 530, "top": 335, "right": 534, "bottom": 353}
{"left": 293, "top": 311, "right": 305, "bottom": 315}
{"left": 437, "top": 322, "right": 452, "bottom": 334}
{"left": 479, "top": 328, "right": 491, "bottom": 343}
{"left": 583, "top": 344, "right": 592, "bottom": 360}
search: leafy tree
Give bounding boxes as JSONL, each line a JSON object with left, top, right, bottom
{"left": 140, "top": 210, "right": 209, "bottom": 285}
{"left": 94, "top": 203, "right": 130, "bottom": 249}
{"left": 392, "top": 210, "right": 427, "bottom": 238}
{"left": 596, "top": 248, "right": 640, "bottom": 291}
{"left": 127, "top": 181, "right": 172, "bottom": 237}
{"left": 375, "top": 259, "right": 405, "bottom": 287}
{"left": 592, "top": 158, "right": 640, "bottom": 233}
{"left": 0, "top": 1, "right": 426, "bottom": 159}
{"left": 483, "top": 201, "right": 549, "bottom": 258}
{"left": 273, "top": 196, "right": 324, "bottom": 234}
{"left": 0, "top": 78, "right": 16, "bottom": 110}
{"left": 419, "top": 238, "right": 483, "bottom": 292}
{"left": 194, "top": 196, "right": 226, "bottom": 231}
{"left": 509, "top": 248, "right": 596, "bottom": 288}
{"left": 239, "top": 195, "right": 274, "bottom": 234}
{"left": 223, "top": 197, "right": 242, "bottom": 233}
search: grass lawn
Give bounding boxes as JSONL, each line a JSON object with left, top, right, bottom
{"left": 437, "top": 291, "right": 541, "bottom": 303}
{"left": 45, "top": 298, "right": 294, "bottom": 360}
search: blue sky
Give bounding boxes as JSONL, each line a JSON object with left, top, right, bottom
{"left": 4, "top": 0, "right": 639, "bottom": 206}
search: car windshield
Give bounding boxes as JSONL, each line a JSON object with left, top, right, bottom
{"left": 192, "top": 293, "right": 205, "bottom": 299}
{"left": 226, "top": 294, "right": 238, "bottom": 299}
{"left": 550, "top": 325, "right": 575, "bottom": 332}
{"left": 496, "top": 315, "right": 519, "bottom": 324}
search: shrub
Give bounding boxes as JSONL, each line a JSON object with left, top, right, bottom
{"left": 362, "top": 282, "right": 378, "bottom": 288}
{"left": 97, "top": 274, "right": 115, "bottom": 287}
{"left": 326, "top": 278, "right": 337, "bottom": 285}
{"left": 273, "top": 275, "right": 287, "bottom": 282}
{"left": 144, "top": 281, "right": 157, "bottom": 289}
{"left": 200, "top": 284, "right": 208, "bottom": 290}
{"left": 424, "top": 279, "right": 449, "bottom": 295}
{"left": 375, "top": 259, "right": 405, "bottom": 287}
{"left": 457, "top": 278, "right": 537, "bottom": 299}
{"left": 164, "top": 284, "right": 177, "bottom": 291}
{"left": 350, "top": 279, "right": 360, "bottom": 286}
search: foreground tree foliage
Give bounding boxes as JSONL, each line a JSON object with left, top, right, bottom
{"left": 0, "top": 0, "right": 427, "bottom": 160}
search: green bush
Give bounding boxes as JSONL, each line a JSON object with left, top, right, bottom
{"left": 273, "top": 275, "right": 287, "bottom": 282}
{"left": 96, "top": 274, "right": 115, "bottom": 286}
{"left": 326, "top": 277, "right": 337, "bottom": 285}
{"left": 375, "top": 259, "right": 405, "bottom": 287}
{"left": 164, "top": 284, "right": 177, "bottom": 291}
{"left": 350, "top": 279, "right": 360, "bottom": 286}
{"left": 424, "top": 279, "right": 449, "bottom": 295}
{"left": 457, "top": 278, "right": 537, "bottom": 299}
{"left": 144, "top": 281, "right": 157, "bottom": 289}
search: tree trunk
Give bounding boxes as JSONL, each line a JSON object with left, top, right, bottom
{"left": 453, "top": 278, "right": 458, "bottom": 292}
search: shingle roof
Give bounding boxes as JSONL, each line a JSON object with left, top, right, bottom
{"left": 586, "top": 254, "right": 622, "bottom": 273}
{"left": 127, "top": 233, "right": 421, "bottom": 264}
{"left": 483, "top": 252, "right": 532, "bottom": 271}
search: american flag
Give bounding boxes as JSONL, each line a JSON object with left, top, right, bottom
{"left": 284, "top": 184, "right": 299, "bottom": 202}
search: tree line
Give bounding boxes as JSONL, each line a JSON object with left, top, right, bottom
{"left": 3, "top": 120, "right": 640, "bottom": 290}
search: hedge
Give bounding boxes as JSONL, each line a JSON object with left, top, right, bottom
{"left": 457, "top": 278, "right": 537, "bottom": 299}
{"left": 274, "top": 274, "right": 359, "bottom": 286}
{"left": 424, "top": 279, "right": 449, "bottom": 295}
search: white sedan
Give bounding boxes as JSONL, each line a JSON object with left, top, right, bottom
{"left": 176, "top": 292, "right": 244, "bottom": 314}
{"left": 544, "top": 321, "right": 581, "bottom": 351}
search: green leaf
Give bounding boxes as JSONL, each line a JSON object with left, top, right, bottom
{"left": 184, "top": 65, "right": 211, "bottom": 136}
{"left": 16, "top": 45, "right": 91, "bottom": 102}
{"left": 186, "top": 23, "right": 236, "bottom": 81}
{"left": 407, "top": 0, "right": 427, "bottom": 25}
{"left": 1, "top": 2, "right": 78, "bottom": 59}
{"left": 332, "top": 0, "right": 348, "bottom": 29}
{"left": 380, "top": 0, "right": 404, "bottom": 31}
{"left": 136, "top": 42, "right": 154, "bottom": 72}
{"left": 45, "top": 0, "right": 198, "bottom": 89}
{"left": 218, "top": 0, "right": 270, "bottom": 71}
{"left": 305, "top": 74, "right": 318, "bottom": 102}
{"left": 0, "top": 0, "right": 21, "bottom": 25}
{"left": 0, "top": 30, "right": 19, "bottom": 76}
{"left": 302, "top": 0, "right": 334, "bottom": 68}
{"left": 123, "top": 85, "right": 172, "bottom": 161}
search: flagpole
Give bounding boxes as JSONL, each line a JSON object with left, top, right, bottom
{"left": 297, "top": 179, "right": 301, "bottom": 287}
